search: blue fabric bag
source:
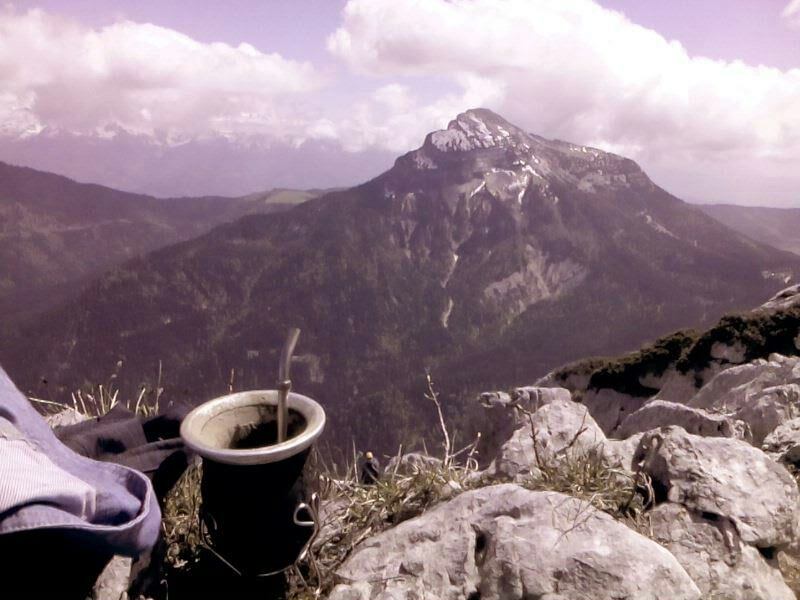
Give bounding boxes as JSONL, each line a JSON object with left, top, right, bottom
{"left": 0, "top": 365, "right": 160, "bottom": 556}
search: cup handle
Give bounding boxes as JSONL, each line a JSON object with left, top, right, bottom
{"left": 293, "top": 491, "right": 320, "bottom": 527}
{"left": 293, "top": 493, "right": 321, "bottom": 563}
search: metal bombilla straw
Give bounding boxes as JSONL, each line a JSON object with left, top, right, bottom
{"left": 277, "top": 328, "right": 301, "bottom": 443}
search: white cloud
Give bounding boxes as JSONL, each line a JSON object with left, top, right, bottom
{"left": 0, "top": 8, "right": 323, "bottom": 140}
{"left": 328, "top": 0, "right": 800, "bottom": 203}
{"left": 306, "top": 76, "right": 504, "bottom": 153}
{"left": 784, "top": 0, "right": 800, "bottom": 27}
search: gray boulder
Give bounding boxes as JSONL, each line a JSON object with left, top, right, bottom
{"left": 330, "top": 485, "right": 700, "bottom": 600}
{"left": 577, "top": 387, "right": 646, "bottom": 434}
{"left": 478, "top": 387, "right": 574, "bottom": 464}
{"left": 736, "top": 384, "right": 800, "bottom": 445}
{"left": 489, "top": 398, "right": 608, "bottom": 480}
{"left": 615, "top": 399, "right": 751, "bottom": 441}
{"left": 477, "top": 391, "right": 526, "bottom": 464}
{"left": 689, "top": 355, "right": 800, "bottom": 412}
{"left": 637, "top": 426, "right": 800, "bottom": 547}
{"left": 760, "top": 284, "right": 800, "bottom": 312}
{"left": 649, "top": 503, "right": 794, "bottom": 600}
{"left": 687, "top": 354, "right": 800, "bottom": 444}
{"left": 385, "top": 452, "right": 444, "bottom": 475}
{"left": 511, "top": 386, "right": 571, "bottom": 410}
{"left": 604, "top": 432, "right": 645, "bottom": 471}
{"left": 762, "top": 417, "right": 800, "bottom": 466}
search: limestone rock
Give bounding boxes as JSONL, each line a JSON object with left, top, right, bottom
{"left": 478, "top": 388, "right": 577, "bottom": 469}
{"left": 489, "top": 398, "right": 607, "bottom": 480}
{"left": 477, "top": 391, "right": 523, "bottom": 464}
{"left": 736, "top": 384, "right": 800, "bottom": 445}
{"left": 615, "top": 399, "right": 751, "bottom": 441}
{"left": 649, "top": 503, "right": 794, "bottom": 600}
{"left": 687, "top": 355, "right": 800, "bottom": 444}
{"left": 93, "top": 555, "right": 132, "bottom": 600}
{"left": 510, "top": 386, "right": 571, "bottom": 410}
{"left": 478, "top": 390, "right": 513, "bottom": 410}
{"left": 578, "top": 387, "right": 646, "bottom": 434}
{"left": 329, "top": 485, "right": 700, "bottom": 600}
{"left": 762, "top": 417, "right": 800, "bottom": 466}
{"left": 604, "top": 432, "right": 645, "bottom": 471}
{"left": 637, "top": 426, "right": 800, "bottom": 547}
{"left": 760, "top": 284, "right": 800, "bottom": 312}
{"left": 386, "top": 452, "right": 444, "bottom": 475}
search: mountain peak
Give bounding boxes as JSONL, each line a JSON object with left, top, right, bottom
{"left": 428, "top": 108, "right": 528, "bottom": 153}
{"left": 395, "top": 108, "right": 650, "bottom": 198}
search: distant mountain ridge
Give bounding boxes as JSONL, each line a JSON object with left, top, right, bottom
{"left": 4, "top": 109, "right": 798, "bottom": 453}
{"left": 699, "top": 204, "right": 800, "bottom": 257}
{"left": 0, "top": 130, "right": 395, "bottom": 197}
{"left": 0, "top": 161, "right": 319, "bottom": 323}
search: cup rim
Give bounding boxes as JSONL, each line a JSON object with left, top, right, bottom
{"left": 180, "top": 390, "right": 326, "bottom": 465}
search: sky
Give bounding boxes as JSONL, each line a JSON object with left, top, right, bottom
{"left": 2, "top": 0, "right": 800, "bottom": 205}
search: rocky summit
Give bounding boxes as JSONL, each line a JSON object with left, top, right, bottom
{"left": 330, "top": 285, "right": 800, "bottom": 599}
{"left": 4, "top": 109, "right": 799, "bottom": 453}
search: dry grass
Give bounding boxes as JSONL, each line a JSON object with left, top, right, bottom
{"left": 158, "top": 375, "right": 656, "bottom": 599}
{"left": 30, "top": 360, "right": 163, "bottom": 418}
{"left": 162, "top": 462, "right": 204, "bottom": 571}
{"left": 286, "top": 448, "right": 479, "bottom": 599}
{"left": 40, "top": 369, "right": 653, "bottom": 598}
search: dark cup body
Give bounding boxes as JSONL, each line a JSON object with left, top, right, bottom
{"left": 200, "top": 448, "right": 312, "bottom": 575}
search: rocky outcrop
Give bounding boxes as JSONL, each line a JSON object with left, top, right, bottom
{"left": 510, "top": 386, "right": 572, "bottom": 410}
{"left": 636, "top": 426, "right": 800, "bottom": 548}
{"left": 478, "top": 386, "right": 572, "bottom": 416}
{"left": 329, "top": 485, "right": 700, "bottom": 600}
{"left": 685, "top": 355, "right": 800, "bottom": 445}
{"left": 649, "top": 503, "right": 795, "bottom": 600}
{"left": 604, "top": 432, "right": 645, "bottom": 471}
{"left": 760, "top": 284, "right": 800, "bottom": 312}
{"left": 572, "top": 387, "right": 646, "bottom": 434}
{"left": 763, "top": 417, "right": 800, "bottom": 466}
{"left": 479, "top": 387, "right": 581, "bottom": 469}
{"left": 488, "top": 398, "right": 609, "bottom": 480}
{"left": 385, "top": 452, "right": 444, "bottom": 475}
{"left": 552, "top": 353, "right": 800, "bottom": 446}
{"left": 735, "top": 383, "right": 800, "bottom": 445}
{"left": 615, "top": 399, "right": 751, "bottom": 441}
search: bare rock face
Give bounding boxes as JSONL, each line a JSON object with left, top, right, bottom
{"left": 488, "top": 398, "right": 608, "bottom": 480}
{"left": 637, "top": 426, "right": 800, "bottom": 548}
{"left": 386, "top": 452, "right": 444, "bottom": 475}
{"left": 477, "top": 387, "right": 573, "bottom": 467}
{"left": 577, "top": 387, "right": 645, "bottom": 434}
{"left": 604, "top": 432, "right": 645, "bottom": 471}
{"left": 329, "top": 485, "right": 700, "bottom": 600}
{"left": 615, "top": 399, "right": 752, "bottom": 441}
{"left": 478, "top": 386, "right": 572, "bottom": 416}
{"left": 649, "top": 503, "right": 795, "bottom": 600}
{"left": 511, "top": 386, "right": 572, "bottom": 411}
{"left": 763, "top": 417, "right": 800, "bottom": 466}
{"left": 760, "top": 284, "right": 800, "bottom": 312}
{"left": 687, "top": 354, "right": 800, "bottom": 444}
{"left": 735, "top": 384, "right": 800, "bottom": 445}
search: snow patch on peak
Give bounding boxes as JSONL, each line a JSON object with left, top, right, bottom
{"left": 430, "top": 109, "right": 528, "bottom": 153}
